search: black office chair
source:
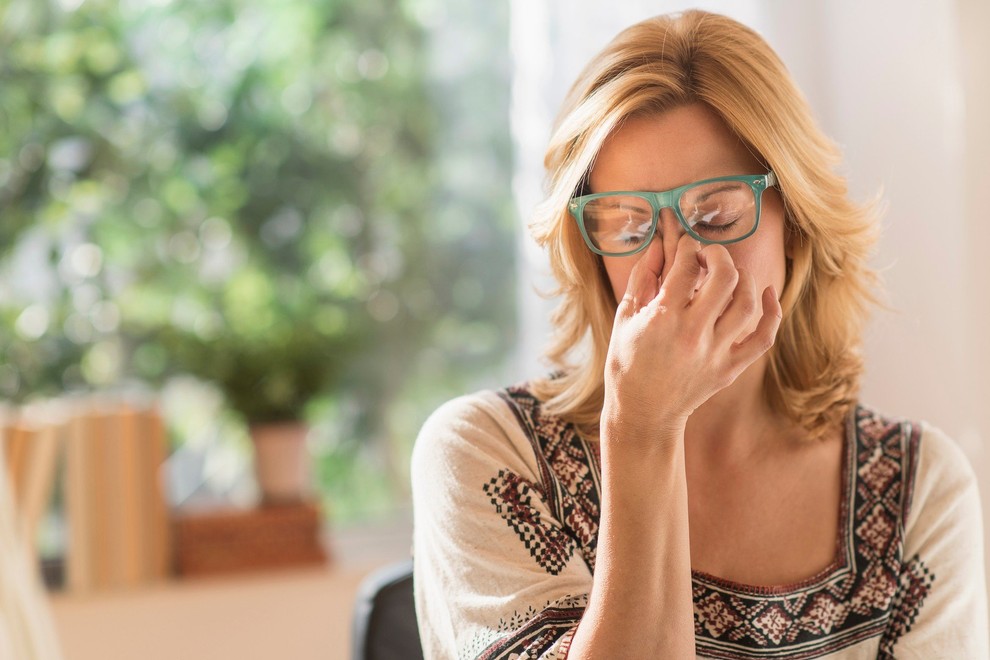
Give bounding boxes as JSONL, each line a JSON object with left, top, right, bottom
{"left": 351, "top": 559, "right": 424, "bottom": 660}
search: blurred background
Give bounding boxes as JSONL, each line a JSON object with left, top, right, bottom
{"left": 1, "top": 0, "right": 987, "bottom": 658}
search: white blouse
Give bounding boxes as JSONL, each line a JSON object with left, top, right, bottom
{"left": 412, "top": 385, "right": 988, "bottom": 659}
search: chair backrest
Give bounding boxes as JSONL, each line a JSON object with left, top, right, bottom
{"left": 352, "top": 559, "right": 424, "bottom": 660}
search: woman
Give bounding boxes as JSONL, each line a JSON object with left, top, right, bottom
{"left": 412, "top": 10, "right": 987, "bottom": 659}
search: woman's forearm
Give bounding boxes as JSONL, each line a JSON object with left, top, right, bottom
{"left": 565, "top": 235, "right": 779, "bottom": 658}
{"left": 567, "top": 425, "right": 695, "bottom": 658}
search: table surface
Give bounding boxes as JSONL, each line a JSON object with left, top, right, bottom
{"left": 49, "top": 518, "right": 412, "bottom": 660}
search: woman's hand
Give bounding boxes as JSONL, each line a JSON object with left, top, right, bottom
{"left": 602, "top": 233, "right": 782, "bottom": 444}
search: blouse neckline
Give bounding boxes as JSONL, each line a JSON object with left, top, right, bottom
{"left": 688, "top": 407, "right": 857, "bottom": 597}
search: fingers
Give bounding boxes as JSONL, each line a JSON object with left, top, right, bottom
{"left": 651, "top": 233, "right": 702, "bottom": 309}
{"left": 618, "top": 238, "right": 664, "bottom": 316}
{"left": 690, "top": 244, "right": 738, "bottom": 319}
{"left": 729, "top": 285, "right": 782, "bottom": 370}
{"left": 713, "top": 268, "right": 757, "bottom": 340}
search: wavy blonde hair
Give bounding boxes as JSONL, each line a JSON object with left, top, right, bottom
{"left": 529, "top": 10, "right": 880, "bottom": 441}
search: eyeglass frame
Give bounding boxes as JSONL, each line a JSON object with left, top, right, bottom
{"left": 567, "top": 171, "right": 778, "bottom": 257}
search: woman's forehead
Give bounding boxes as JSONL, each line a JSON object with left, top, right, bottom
{"left": 589, "top": 105, "right": 762, "bottom": 193}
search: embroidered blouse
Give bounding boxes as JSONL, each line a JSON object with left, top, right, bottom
{"left": 412, "top": 384, "right": 988, "bottom": 659}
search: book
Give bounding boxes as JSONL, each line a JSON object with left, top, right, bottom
{"left": 0, "top": 404, "right": 63, "bottom": 554}
{"left": 172, "top": 500, "right": 328, "bottom": 578}
{"left": 116, "top": 403, "right": 145, "bottom": 587}
{"left": 4, "top": 419, "right": 31, "bottom": 503}
{"left": 63, "top": 398, "right": 174, "bottom": 592}
{"left": 87, "top": 404, "right": 115, "bottom": 590}
{"left": 65, "top": 404, "right": 95, "bottom": 592}
{"left": 143, "top": 406, "right": 172, "bottom": 582}
{"left": 16, "top": 415, "right": 62, "bottom": 553}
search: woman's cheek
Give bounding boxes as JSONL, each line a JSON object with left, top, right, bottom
{"left": 602, "top": 257, "right": 634, "bottom": 302}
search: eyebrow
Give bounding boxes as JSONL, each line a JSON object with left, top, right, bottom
{"left": 594, "top": 181, "right": 742, "bottom": 199}
{"left": 691, "top": 184, "right": 739, "bottom": 203}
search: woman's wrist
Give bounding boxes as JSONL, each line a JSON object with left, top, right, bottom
{"left": 601, "top": 399, "right": 688, "bottom": 454}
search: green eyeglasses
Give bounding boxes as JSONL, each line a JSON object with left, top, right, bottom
{"left": 568, "top": 172, "right": 777, "bottom": 257}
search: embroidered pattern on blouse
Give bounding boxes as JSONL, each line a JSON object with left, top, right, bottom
{"left": 464, "top": 594, "right": 588, "bottom": 660}
{"left": 876, "top": 555, "right": 935, "bottom": 657}
{"left": 482, "top": 386, "right": 930, "bottom": 659}
{"left": 488, "top": 387, "right": 601, "bottom": 575}
{"left": 483, "top": 470, "right": 577, "bottom": 576}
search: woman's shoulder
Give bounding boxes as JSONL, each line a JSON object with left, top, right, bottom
{"left": 412, "top": 383, "right": 550, "bottom": 478}
{"left": 914, "top": 421, "right": 977, "bottom": 480}
{"left": 418, "top": 381, "right": 563, "bottom": 433}
{"left": 910, "top": 419, "right": 980, "bottom": 527}
{"left": 853, "top": 403, "right": 978, "bottom": 524}
{"left": 851, "top": 404, "right": 971, "bottom": 471}
{"left": 419, "top": 388, "right": 512, "bottom": 433}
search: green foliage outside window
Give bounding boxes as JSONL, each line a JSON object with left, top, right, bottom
{"left": 0, "top": 0, "right": 515, "bottom": 521}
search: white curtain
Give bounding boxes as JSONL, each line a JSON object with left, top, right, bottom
{"left": 510, "top": 0, "right": 990, "bottom": 590}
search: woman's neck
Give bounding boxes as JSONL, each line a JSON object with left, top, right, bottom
{"left": 684, "top": 356, "right": 798, "bottom": 465}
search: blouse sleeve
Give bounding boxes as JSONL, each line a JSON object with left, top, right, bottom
{"left": 879, "top": 423, "right": 989, "bottom": 659}
{"left": 411, "top": 391, "right": 593, "bottom": 659}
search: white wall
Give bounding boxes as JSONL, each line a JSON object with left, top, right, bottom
{"left": 510, "top": 0, "right": 990, "bottom": 582}
{"left": 958, "top": 0, "right": 990, "bottom": 593}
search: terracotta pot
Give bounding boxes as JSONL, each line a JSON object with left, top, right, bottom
{"left": 249, "top": 422, "right": 312, "bottom": 504}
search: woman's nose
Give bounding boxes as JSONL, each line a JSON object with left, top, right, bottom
{"left": 658, "top": 208, "right": 685, "bottom": 281}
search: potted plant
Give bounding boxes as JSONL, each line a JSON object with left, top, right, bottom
{"left": 152, "top": 268, "right": 362, "bottom": 504}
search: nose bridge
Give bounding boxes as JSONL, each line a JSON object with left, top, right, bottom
{"left": 657, "top": 205, "right": 684, "bottom": 280}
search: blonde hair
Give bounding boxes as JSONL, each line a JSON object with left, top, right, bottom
{"left": 529, "top": 10, "right": 879, "bottom": 441}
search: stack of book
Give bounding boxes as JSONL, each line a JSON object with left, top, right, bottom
{"left": 2, "top": 398, "right": 172, "bottom": 591}
{"left": 62, "top": 399, "right": 173, "bottom": 592}
{"left": 172, "top": 500, "right": 328, "bottom": 578}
